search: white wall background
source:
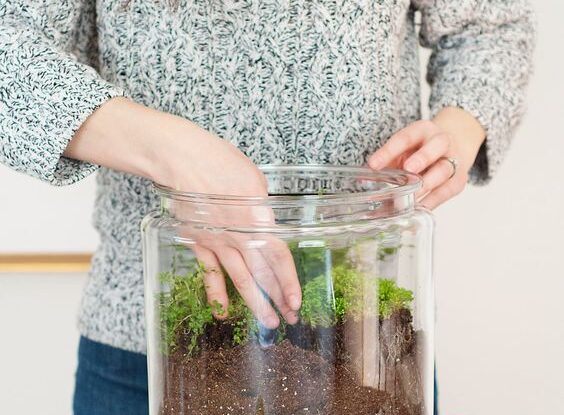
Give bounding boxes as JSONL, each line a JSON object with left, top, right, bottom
{"left": 433, "top": 0, "right": 564, "bottom": 411}
{"left": 0, "top": 274, "right": 84, "bottom": 415}
{"left": 1, "top": 0, "right": 563, "bottom": 414}
{"left": 0, "top": 174, "right": 98, "bottom": 252}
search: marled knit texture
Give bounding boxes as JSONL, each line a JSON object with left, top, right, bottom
{"left": 0, "top": 0, "right": 534, "bottom": 353}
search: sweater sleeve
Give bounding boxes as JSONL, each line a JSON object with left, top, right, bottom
{"left": 412, "top": 0, "right": 535, "bottom": 184}
{"left": 0, "top": 1, "right": 124, "bottom": 186}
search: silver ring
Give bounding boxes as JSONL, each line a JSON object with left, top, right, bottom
{"left": 441, "top": 157, "right": 458, "bottom": 179}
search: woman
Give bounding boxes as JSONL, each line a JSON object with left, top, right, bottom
{"left": 0, "top": 0, "right": 534, "bottom": 414}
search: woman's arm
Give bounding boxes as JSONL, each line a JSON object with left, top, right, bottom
{"left": 0, "top": 0, "right": 124, "bottom": 185}
{"left": 0, "top": 1, "right": 300, "bottom": 327}
{"left": 65, "top": 97, "right": 301, "bottom": 328}
{"left": 64, "top": 97, "right": 270, "bottom": 199}
{"left": 370, "top": 0, "right": 535, "bottom": 208}
{"left": 419, "top": 0, "right": 536, "bottom": 183}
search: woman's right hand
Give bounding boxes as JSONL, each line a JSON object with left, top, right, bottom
{"left": 65, "top": 97, "right": 301, "bottom": 328}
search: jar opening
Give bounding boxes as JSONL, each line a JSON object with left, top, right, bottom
{"left": 154, "top": 165, "right": 421, "bottom": 208}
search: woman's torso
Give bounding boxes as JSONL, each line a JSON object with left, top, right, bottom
{"left": 83, "top": 0, "right": 423, "bottom": 353}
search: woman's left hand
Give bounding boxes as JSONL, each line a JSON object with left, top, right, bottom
{"left": 367, "top": 107, "right": 486, "bottom": 209}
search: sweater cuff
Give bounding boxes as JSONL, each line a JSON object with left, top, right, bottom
{"left": 50, "top": 85, "right": 124, "bottom": 186}
{"left": 429, "top": 86, "right": 521, "bottom": 186}
{"left": 0, "top": 19, "right": 125, "bottom": 186}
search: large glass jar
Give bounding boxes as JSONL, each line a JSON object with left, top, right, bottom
{"left": 142, "top": 165, "right": 434, "bottom": 415}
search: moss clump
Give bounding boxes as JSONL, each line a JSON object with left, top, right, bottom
{"left": 299, "top": 265, "right": 413, "bottom": 327}
{"left": 299, "top": 273, "right": 336, "bottom": 328}
{"left": 159, "top": 243, "right": 413, "bottom": 355}
{"left": 378, "top": 278, "right": 414, "bottom": 318}
{"left": 159, "top": 265, "right": 216, "bottom": 354}
{"left": 159, "top": 262, "right": 256, "bottom": 355}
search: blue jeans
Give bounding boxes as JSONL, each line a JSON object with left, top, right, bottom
{"left": 74, "top": 336, "right": 439, "bottom": 414}
{"left": 434, "top": 370, "right": 439, "bottom": 415}
{"left": 73, "top": 337, "right": 149, "bottom": 415}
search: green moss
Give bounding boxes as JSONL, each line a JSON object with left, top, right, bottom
{"left": 291, "top": 244, "right": 327, "bottom": 285}
{"left": 378, "top": 245, "right": 400, "bottom": 261}
{"left": 299, "top": 264, "right": 414, "bottom": 327}
{"left": 159, "top": 264, "right": 216, "bottom": 354}
{"left": 333, "top": 265, "right": 368, "bottom": 320}
{"left": 291, "top": 244, "right": 349, "bottom": 285}
{"left": 159, "top": 243, "right": 414, "bottom": 354}
{"left": 378, "top": 278, "right": 414, "bottom": 318}
{"left": 158, "top": 262, "right": 256, "bottom": 354}
{"left": 299, "top": 274, "right": 336, "bottom": 327}
{"left": 228, "top": 294, "right": 257, "bottom": 346}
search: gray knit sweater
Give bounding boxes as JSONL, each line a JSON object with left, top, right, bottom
{"left": 0, "top": 0, "right": 534, "bottom": 353}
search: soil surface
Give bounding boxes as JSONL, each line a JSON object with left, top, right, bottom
{"left": 162, "top": 311, "right": 423, "bottom": 415}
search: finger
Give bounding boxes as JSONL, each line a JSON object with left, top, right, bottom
{"left": 368, "top": 120, "right": 440, "bottom": 169}
{"left": 260, "top": 236, "right": 302, "bottom": 311}
{"left": 404, "top": 133, "right": 450, "bottom": 174}
{"left": 231, "top": 205, "right": 301, "bottom": 313}
{"left": 419, "top": 175, "right": 467, "bottom": 210}
{"left": 241, "top": 247, "right": 298, "bottom": 324}
{"left": 416, "top": 156, "right": 455, "bottom": 200}
{"left": 192, "top": 245, "right": 229, "bottom": 319}
{"left": 215, "top": 247, "right": 280, "bottom": 329}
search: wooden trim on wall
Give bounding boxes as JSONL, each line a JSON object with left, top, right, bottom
{"left": 0, "top": 254, "right": 93, "bottom": 273}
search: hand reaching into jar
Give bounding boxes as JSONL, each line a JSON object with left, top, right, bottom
{"left": 368, "top": 107, "right": 486, "bottom": 209}
{"left": 65, "top": 97, "right": 301, "bottom": 329}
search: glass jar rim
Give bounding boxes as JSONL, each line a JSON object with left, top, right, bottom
{"left": 154, "top": 165, "right": 421, "bottom": 207}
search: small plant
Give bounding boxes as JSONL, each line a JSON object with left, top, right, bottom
{"left": 159, "top": 264, "right": 217, "bottom": 354}
{"left": 159, "top": 261, "right": 256, "bottom": 354}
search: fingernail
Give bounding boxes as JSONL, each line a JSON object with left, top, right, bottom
{"left": 405, "top": 159, "right": 421, "bottom": 173}
{"left": 265, "top": 315, "right": 280, "bottom": 329}
{"left": 288, "top": 294, "right": 301, "bottom": 310}
{"left": 284, "top": 311, "right": 299, "bottom": 325}
{"left": 214, "top": 310, "right": 228, "bottom": 320}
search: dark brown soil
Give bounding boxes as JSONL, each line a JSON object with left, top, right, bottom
{"left": 285, "top": 309, "right": 424, "bottom": 407}
{"left": 161, "top": 311, "right": 423, "bottom": 415}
